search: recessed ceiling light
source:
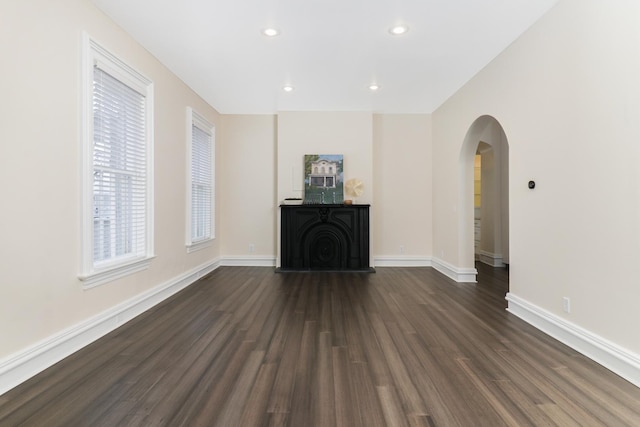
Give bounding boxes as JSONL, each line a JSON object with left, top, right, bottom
{"left": 389, "top": 25, "right": 409, "bottom": 36}
{"left": 369, "top": 84, "right": 380, "bottom": 91}
{"left": 283, "top": 85, "right": 294, "bottom": 92}
{"left": 263, "top": 28, "right": 280, "bottom": 37}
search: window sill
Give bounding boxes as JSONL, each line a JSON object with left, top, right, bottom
{"left": 79, "top": 256, "right": 155, "bottom": 289}
{"left": 187, "top": 238, "right": 213, "bottom": 253}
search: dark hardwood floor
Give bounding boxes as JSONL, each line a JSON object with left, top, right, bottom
{"left": 1, "top": 264, "right": 639, "bottom": 426}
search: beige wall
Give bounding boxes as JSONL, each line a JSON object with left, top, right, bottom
{"left": 276, "top": 112, "right": 374, "bottom": 205}
{"left": 433, "top": 0, "right": 640, "bottom": 353}
{"left": 373, "top": 114, "right": 432, "bottom": 259}
{"left": 220, "top": 113, "right": 432, "bottom": 265}
{"left": 0, "top": 0, "right": 220, "bottom": 360}
{"left": 219, "top": 115, "right": 277, "bottom": 257}
{"left": 275, "top": 112, "right": 374, "bottom": 266}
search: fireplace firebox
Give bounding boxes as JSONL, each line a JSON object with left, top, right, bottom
{"left": 278, "top": 204, "right": 372, "bottom": 272}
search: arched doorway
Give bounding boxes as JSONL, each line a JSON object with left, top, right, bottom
{"left": 459, "top": 116, "right": 509, "bottom": 283}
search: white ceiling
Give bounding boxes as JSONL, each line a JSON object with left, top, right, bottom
{"left": 90, "top": 0, "right": 559, "bottom": 114}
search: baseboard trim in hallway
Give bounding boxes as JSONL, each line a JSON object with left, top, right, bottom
{"left": 432, "top": 257, "right": 477, "bottom": 283}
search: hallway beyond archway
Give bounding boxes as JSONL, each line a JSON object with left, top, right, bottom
{"left": 459, "top": 115, "right": 509, "bottom": 283}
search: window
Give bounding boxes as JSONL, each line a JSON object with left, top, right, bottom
{"left": 186, "top": 107, "right": 215, "bottom": 251}
{"left": 80, "top": 35, "right": 154, "bottom": 288}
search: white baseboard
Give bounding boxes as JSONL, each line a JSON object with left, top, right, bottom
{"left": 373, "top": 256, "right": 432, "bottom": 267}
{"left": 432, "top": 257, "right": 477, "bottom": 283}
{"left": 376, "top": 256, "right": 478, "bottom": 284}
{"left": 478, "top": 250, "right": 505, "bottom": 267}
{"left": 506, "top": 292, "right": 640, "bottom": 388}
{"left": 0, "top": 258, "right": 221, "bottom": 397}
{"left": 221, "top": 256, "right": 276, "bottom": 267}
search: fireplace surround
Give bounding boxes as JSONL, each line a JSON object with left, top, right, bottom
{"left": 278, "top": 204, "right": 372, "bottom": 272}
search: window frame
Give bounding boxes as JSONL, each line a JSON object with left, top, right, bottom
{"left": 79, "top": 34, "right": 155, "bottom": 288}
{"left": 186, "top": 107, "right": 215, "bottom": 252}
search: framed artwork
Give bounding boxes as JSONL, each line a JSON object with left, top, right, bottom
{"left": 304, "top": 154, "right": 344, "bottom": 204}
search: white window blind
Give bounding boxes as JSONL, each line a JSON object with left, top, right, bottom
{"left": 92, "top": 66, "right": 148, "bottom": 264}
{"left": 190, "top": 113, "right": 214, "bottom": 244}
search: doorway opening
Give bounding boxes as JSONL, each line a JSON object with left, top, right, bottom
{"left": 460, "top": 116, "right": 509, "bottom": 285}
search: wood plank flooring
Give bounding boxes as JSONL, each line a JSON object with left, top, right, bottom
{"left": 1, "top": 264, "right": 639, "bottom": 426}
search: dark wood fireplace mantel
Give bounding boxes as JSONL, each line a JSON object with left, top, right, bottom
{"left": 278, "top": 204, "right": 373, "bottom": 272}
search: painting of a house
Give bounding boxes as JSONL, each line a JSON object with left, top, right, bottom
{"left": 304, "top": 154, "right": 343, "bottom": 204}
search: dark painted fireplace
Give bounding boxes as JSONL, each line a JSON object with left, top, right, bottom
{"left": 279, "top": 204, "right": 372, "bottom": 271}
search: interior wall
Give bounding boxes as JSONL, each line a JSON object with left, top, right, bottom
{"left": 474, "top": 154, "right": 482, "bottom": 259}
{"left": 479, "top": 145, "right": 498, "bottom": 259}
{"left": 218, "top": 113, "right": 432, "bottom": 265}
{"left": 219, "top": 115, "right": 277, "bottom": 258}
{"left": 0, "top": 0, "right": 220, "bottom": 360}
{"left": 499, "top": 132, "right": 510, "bottom": 265}
{"left": 476, "top": 124, "right": 508, "bottom": 268}
{"left": 433, "top": 0, "right": 640, "bottom": 354}
{"left": 276, "top": 112, "right": 374, "bottom": 266}
{"left": 372, "top": 114, "right": 433, "bottom": 260}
